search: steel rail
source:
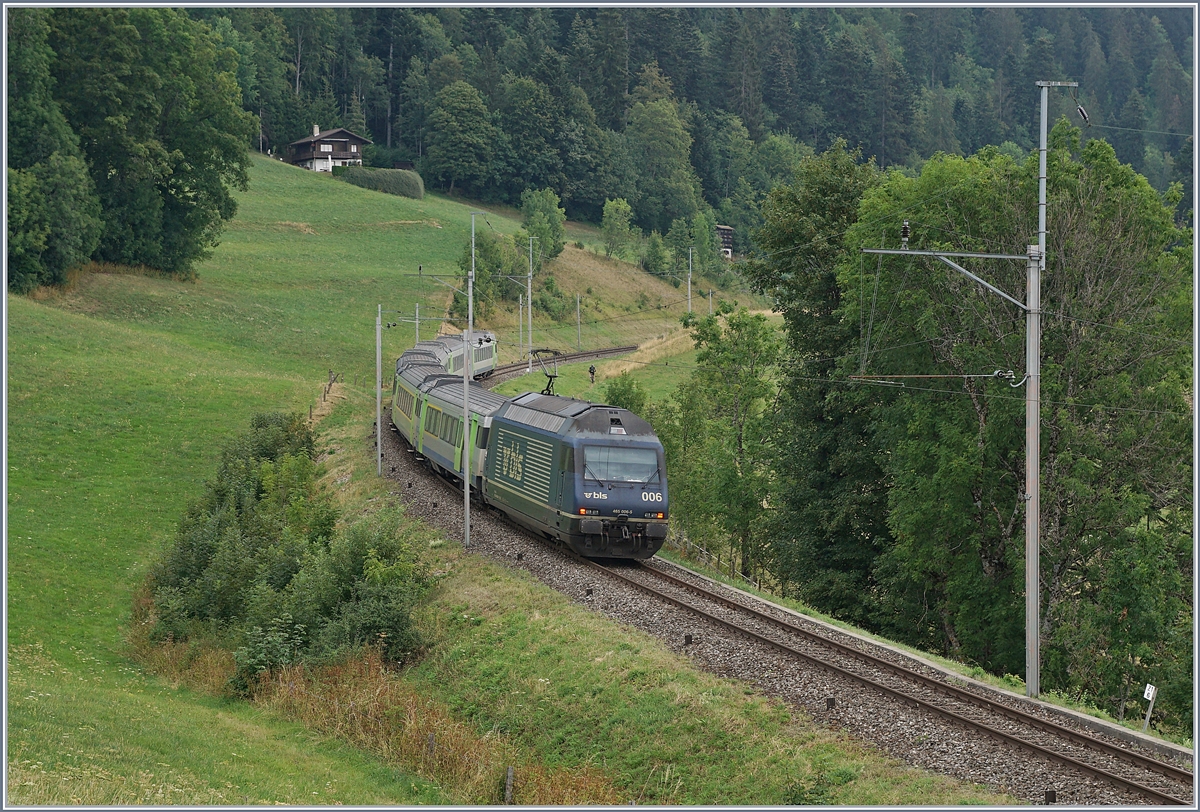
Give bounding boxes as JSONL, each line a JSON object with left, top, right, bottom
{"left": 640, "top": 561, "right": 1194, "bottom": 788}
{"left": 488, "top": 345, "right": 638, "bottom": 379}
{"left": 567, "top": 555, "right": 1189, "bottom": 806}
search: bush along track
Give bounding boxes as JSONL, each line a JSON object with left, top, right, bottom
{"left": 129, "top": 408, "right": 626, "bottom": 804}
{"left": 137, "top": 412, "right": 429, "bottom": 695}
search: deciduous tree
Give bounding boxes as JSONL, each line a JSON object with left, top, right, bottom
{"left": 423, "top": 80, "right": 496, "bottom": 195}
{"left": 601, "top": 198, "right": 635, "bottom": 259}
{"left": 833, "top": 127, "right": 1192, "bottom": 724}
{"left": 6, "top": 8, "right": 101, "bottom": 292}
{"left": 744, "top": 142, "right": 884, "bottom": 622}
{"left": 520, "top": 187, "right": 567, "bottom": 266}
{"left": 45, "top": 8, "right": 254, "bottom": 276}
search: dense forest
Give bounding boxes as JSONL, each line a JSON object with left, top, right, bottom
{"left": 196, "top": 6, "right": 1193, "bottom": 234}
{"left": 8, "top": 7, "right": 1191, "bottom": 288}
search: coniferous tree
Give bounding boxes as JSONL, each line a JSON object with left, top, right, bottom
{"left": 717, "top": 9, "right": 768, "bottom": 140}
{"left": 1113, "top": 88, "right": 1148, "bottom": 170}
{"left": 589, "top": 10, "right": 629, "bottom": 130}
{"left": 1146, "top": 38, "right": 1191, "bottom": 154}
{"left": 871, "top": 41, "right": 915, "bottom": 167}
{"left": 761, "top": 10, "right": 801, "bottom": 135}
{"left": 823, "top": 31, "right": 874, "bottom": 151}
{"left": 743, "top": 142, "right": 884, "bottom": 621}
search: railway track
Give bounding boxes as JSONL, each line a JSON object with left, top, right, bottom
{"left": 380, "top": 360, "right": 1195, "bottom": 805}
{"left": 485, "top": 345, "right": 638, "bottom": 387}
{"left": 566, "top": 554, "right": 1192, "bottom": 806}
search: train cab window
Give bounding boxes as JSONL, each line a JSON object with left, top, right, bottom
{"left": 583, "top": 446, "right": 660, "bottom": 484}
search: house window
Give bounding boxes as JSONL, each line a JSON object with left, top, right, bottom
{"left": 350, "top": 145, "right": 357, "bottom": 153}
{"left": 320, "top": 144, "right": 333, "bottom": 152}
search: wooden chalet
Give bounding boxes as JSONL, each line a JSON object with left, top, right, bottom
{"left": 289, "top": 125, "right": 372, "bottom": 172}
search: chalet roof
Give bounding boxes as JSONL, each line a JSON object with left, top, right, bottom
{"left": 289, "top": 127, "right": 372, "bottom": 147}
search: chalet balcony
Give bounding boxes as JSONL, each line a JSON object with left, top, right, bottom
{"left": 291, "top": 148, "right": 361, "bottom": 163}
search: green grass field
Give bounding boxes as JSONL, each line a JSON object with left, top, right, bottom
{"left": 7, "top": 153, "right": 1017, "bottom": 804}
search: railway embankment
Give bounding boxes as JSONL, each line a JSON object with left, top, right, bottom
{"left": 126, "top": 386, "right": 1015, "bottom": 804}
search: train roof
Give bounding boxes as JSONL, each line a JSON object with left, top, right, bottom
{"left": 398, "top": 363, "right": 454, "bottom": 387}
{"left": 423, "top": 376, "right": 510, "bottom": 416}
{"left": 396, "top": 351, "right": 441, "bottom": 373}
{"left": 398, "top": 332, "right": 499, "bottom": 369}
{"left": 498, "top": 391, "right": 657, "bottom": 439}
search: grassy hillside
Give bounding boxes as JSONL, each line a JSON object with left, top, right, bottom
{"left": 6, "top": 153, "right": 1012, "bottom": 804}
{"left": 3, "top": 154, "right": 724, "bottom": 803}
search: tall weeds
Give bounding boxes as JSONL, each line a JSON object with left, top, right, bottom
{"left": 256, "top": 651, "right": 624, "bottom": 805}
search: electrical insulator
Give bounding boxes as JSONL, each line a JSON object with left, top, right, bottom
{"left": 900, "top": 220, "right": 910, "bottom": 249}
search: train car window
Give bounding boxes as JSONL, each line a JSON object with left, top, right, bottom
{"left": 477, "top": 426, "right": 489, "bottom": 449}
{"left": 583, "top": 446, "right": 660, "bottom": 483}
{"left": 396, "top": 389, "right": 414, "bottom": 418}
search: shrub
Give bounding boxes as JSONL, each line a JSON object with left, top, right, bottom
{"left": 290, "top": 509, "right": 428, "bottom": 663}
{"left": 230, "top": 613, "right": 307, "bottom": 695}
{"left": 147, "top": 412, "right": 331, "bottom": 630}
{"left": 535, "top": 275, "right": 571, "bottom": 322}
{"left": 338, "top": 166, "right": 424, "bottom": 200}
{"left": 145, "top": 414, "right": 428, "bottom": 686}
{"left": 603, "top": 372, "right": 649, "bottom": 415}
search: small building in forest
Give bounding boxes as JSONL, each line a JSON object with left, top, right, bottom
{"left": 289, "top": 125, "right": 372, "bottom": 172}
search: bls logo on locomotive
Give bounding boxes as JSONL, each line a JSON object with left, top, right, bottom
{"left": 583, "top": 491, "right": 609, "bottom": 500}
{"left": 499, "top": 441, "right": 524, "bottom": 481}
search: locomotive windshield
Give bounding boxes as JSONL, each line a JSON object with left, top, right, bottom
{"left": 583, "top": 446, "right": 660, "bottom": 484}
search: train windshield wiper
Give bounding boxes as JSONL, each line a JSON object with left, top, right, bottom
{"left": 584, "top": 463, "right": 607, "bottom": 484}
{"left": 638, "top": 466, "right": 661, "bottom": 484}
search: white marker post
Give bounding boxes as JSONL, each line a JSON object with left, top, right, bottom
{"left": 1141, "top": 684, "right": 1158, "bottom": 732}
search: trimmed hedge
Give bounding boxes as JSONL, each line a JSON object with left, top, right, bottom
{"left": 337, "top": 166, "right": 424, "bottom": 200}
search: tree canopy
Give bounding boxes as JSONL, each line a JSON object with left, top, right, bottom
{"left": 7, "top": 8, "right": 255, "bottom": 289}
{"left": 746, "top": 128, "right": 1192, "bottom": 732}
{"left": 149, "top": 8, "right": 1192, "bottom": 243}
{"left": 6, "top": 8, "right": 101, "bottom": 292}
